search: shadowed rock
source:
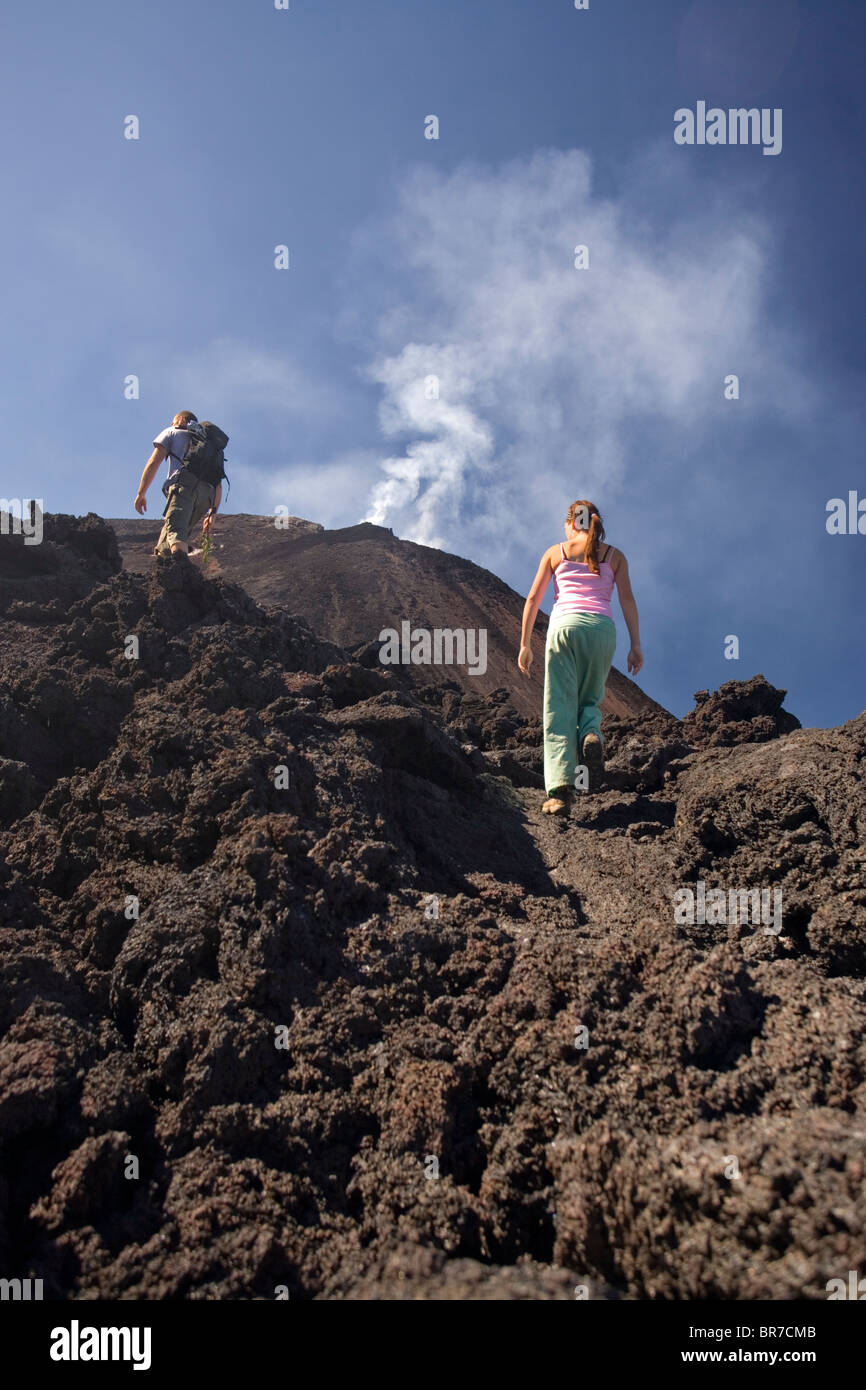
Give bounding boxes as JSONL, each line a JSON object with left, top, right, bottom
{"left": 0, "top": 514, "right": 863, "bottom": 1301}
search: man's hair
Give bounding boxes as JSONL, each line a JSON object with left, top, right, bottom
{"left": 173, "top": 410, "right": 198, "bottom": 426}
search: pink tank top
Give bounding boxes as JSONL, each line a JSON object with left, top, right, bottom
{"left": 550, "top": 543, "right": 615, "bottom": 620}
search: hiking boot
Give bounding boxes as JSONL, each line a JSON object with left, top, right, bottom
{"left": 542, "top": 786, "right": 573, "bottom": 816}
{"left": 581, "top": 733, "right": 604, "bottom": 791}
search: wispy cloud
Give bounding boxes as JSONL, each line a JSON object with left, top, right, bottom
{"left": 352, "top": 146, "right": 812, "bottom": 558}
{"left": 363, "top": 343, "right": 495, "bottom": 550}
{"left": 252, "top": 449, "right": 384, "bottom": 530}
{"left": 144, "top": 337, "right": 359, "bottom": 507}
{"left": 163, "top": 337, "right": 346, "bottom": 428}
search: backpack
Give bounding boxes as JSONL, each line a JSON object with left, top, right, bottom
{"left": 181, "top": 421, "right": 230, "bottom": 491}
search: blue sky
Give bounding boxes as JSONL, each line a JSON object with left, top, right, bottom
{"left": 2, "top": 0, "right": 864, "bottom": 728}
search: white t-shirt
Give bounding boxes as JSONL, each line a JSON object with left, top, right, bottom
{"left": 154, "top": 426, "right": 192, "bottom": 484}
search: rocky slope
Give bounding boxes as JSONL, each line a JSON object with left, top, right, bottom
{"left": 108, "top": 513, "right": 664, "bottom": 723}
{"left": 0, "top": 514, "right": 863, "bottom": 1300}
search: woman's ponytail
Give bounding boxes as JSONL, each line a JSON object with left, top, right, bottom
{"left": 585, "top": 510, "right": 604, "bottom": 574}
{"left": 566, "top": 498, "right": 606, "bottom": 573}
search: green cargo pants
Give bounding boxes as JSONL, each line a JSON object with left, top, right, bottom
{"left": 543, "top": 613, "right": 616, "bottom": 794}
{"left": 155, "top": 472, "right": 216, "bottom": 555}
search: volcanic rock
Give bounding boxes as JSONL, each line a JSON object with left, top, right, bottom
{"left": 108, "top": 514, "right": 664, "bottom": 723}
{"left": 0, "top": 515, "right": 863, "bottom": 1302}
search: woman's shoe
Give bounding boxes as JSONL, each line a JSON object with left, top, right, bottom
{"left": 542, "top": 786, "right": 573, "bottom": 816}
{"left": 581, "top": 733, "right": 604, "bottom": 791}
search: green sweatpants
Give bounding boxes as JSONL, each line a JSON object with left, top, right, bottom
{"left": 543, "top": 613, "right": 616, "bottom": 793}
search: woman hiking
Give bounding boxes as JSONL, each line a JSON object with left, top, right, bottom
{"left": 518, "top": 500, "right": 643, "bottom": 815}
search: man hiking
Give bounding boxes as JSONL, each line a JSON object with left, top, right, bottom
{"left": 518, "top": 499, "right": 643, "bottom": 815}
{"left": 134, "top": 410, "right": 229, "bottom": 558}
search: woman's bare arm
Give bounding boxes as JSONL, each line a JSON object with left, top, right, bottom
{"left": 611, "top": 550, "right": 643, "bottom": 676}
{"left": 518, "top": 548, "right": 555, "bottom": 676}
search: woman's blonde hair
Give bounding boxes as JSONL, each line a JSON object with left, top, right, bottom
{"left": 566, "top": 499, "right": 606, "bottom": 574}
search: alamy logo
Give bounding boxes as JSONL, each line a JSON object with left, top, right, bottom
{"left": 0, "top": 1277, "right": 43, "bottom": 1300}
{"left": 50, "top": 1320, "right": 152, "bottom": 1371}
{"left": 672, "top": 880, "right": 782, "bottom": 935}
{"left": 826, "top": 1270, "right": 866, "bottom": 1300}
{"left": 0, "top": 499, "right": 43, "bottom": 545}
{"left": 379, "top": 620, "right": 487, "bottom": 676}
{"left": 826, "top": 492, "right": 866, "bottom": 534}
{"left": 674, "top": 102, "right": 782, "bottom": 156}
